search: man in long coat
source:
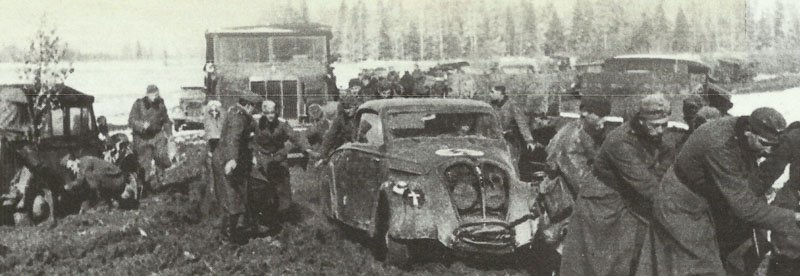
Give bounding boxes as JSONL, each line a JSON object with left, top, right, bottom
{"left": 653, "top": 108, "right": 800, "bottom": 275}
{"left": 560, "top": 93, "right": 675, "bottom": 276}
{"left": 128, "top": 85, "right": 171, "bottom": 189}
{"left": 249, "top": 100, "right": 318, "bottom": 227}
{"left": 489, "top": 85, "right": 535, "bottom": 172}
{"left": 212, "top": 96, "right": 257, "bottom": 244}
{"left": 768, "top": 122, "right": 800, "bottom": 274}
{"left": 546, "top": 97, "right": 612, "bottom": 196}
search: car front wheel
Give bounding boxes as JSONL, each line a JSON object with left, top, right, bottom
{"left": 382, "top": 235, "right": 412, "bottom": 268}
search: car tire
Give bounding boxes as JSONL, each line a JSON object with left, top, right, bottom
{"left": 374, "top": 193, "right": 413, "bottom": 268}
{"left": 384, "top": 236, "right": 412, "bottom": 268}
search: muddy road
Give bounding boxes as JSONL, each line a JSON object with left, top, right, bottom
{"left": 0, "top": 144, "right": 549, "bottom": 275}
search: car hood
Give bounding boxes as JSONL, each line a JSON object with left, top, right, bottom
{"left": 384, "top": 137, "right": 513, "bottom": 175}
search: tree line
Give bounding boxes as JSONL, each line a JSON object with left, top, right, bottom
{"left": 281, "top": 0, "right": 800, "bottom": 62}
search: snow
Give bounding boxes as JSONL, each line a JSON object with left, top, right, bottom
{"left": 612, "top": 53, "right": 706, "bottom": 64}
{"left": 753, "top": 74, "right": 779, "bottom": 82}
{"left": 3, "top": 58, "right": 800, "bottom": 127}
{"left": 730, "top": 87, "right": 800, "bottom": 123}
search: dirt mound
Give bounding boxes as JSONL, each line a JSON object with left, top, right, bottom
{"left": 0, "top": 139, "right": 538, "bottom": 275}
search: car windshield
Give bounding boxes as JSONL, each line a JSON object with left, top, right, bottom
{"left": 387, "top": 111, "right": 501, "bottom": 139}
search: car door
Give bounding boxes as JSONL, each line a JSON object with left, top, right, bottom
{"left": 338, "top": 111, "right": 385, "bottom": 230}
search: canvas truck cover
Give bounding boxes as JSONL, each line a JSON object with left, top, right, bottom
{"left": 0, "top": 86, "right": 32, "bottom": 135}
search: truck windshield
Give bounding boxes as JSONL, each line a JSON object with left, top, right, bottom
{"left": 387, "top": 111, "right": 501, "bottom": 139}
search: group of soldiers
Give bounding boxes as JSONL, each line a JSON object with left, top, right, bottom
{"left": 202, "top": 95, "right": 323, "bottom": 244}
{"left": 527, "top": 90, "right": 800, "bottom": 275}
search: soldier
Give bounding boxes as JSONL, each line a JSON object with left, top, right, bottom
{"left": 768, "top": 122, "right": 800, "bottom": 274}
{"left": 203, "top": 100, "right": 224, "bottom": 154}
{"left": 320, "top": 95, "right": 361, "bottom": 158}
{"left": 488, "top": 85, "right": 535, "bottom": 171}
{"left": 128, "top": 85, "right": 171, "bottom": 191}
{"left": 653, "top": 108, "right": 800, "bottom": 275}
{"left": 305, "top": 103, "right": 330, "bottom": 150}
{"left": 212, "top": 96, "right": 257, "bottom": 244}
{"left": 249, "top": 100, "right": 319, "bottom": 231}
{"left": 561, "top": 93, "right": 675, "bottom": 276}
{"left": 545, "top": 97, "right": 612, "bottom": 196}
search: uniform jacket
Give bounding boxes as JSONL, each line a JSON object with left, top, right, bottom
{"left": 767, "top": 126, "right": 800, "bottom": 259}
{"left": 128, "top": 97, "right": 170, "bottom": 139}
{"left": 214, "top": 104, "right": 254, "bottom": 164}
{"left": 321, "top": 110, "right": 357, "bottom": 157}
{"left": 546, "top": 120, "right": 601, "bottom": 195}
{"left": 561, "top": 122, "right": 674, "bottom": 276}
{"left": 306, "top": 119, "right": 331, "bottom": 148}
{"left": 493, "top": 97, "right": 534, "bottom": 144}
{"left": 653, "top": 116, "right": 800, "bottom": 275}
{"left": 251, "top": 117, "right": 310, "bottom": 160}
{"left": 203, "top": 109, "right": 225, "bottom": 140}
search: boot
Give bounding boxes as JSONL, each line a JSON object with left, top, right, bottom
{"left": 218, "top": 215, "right": 234, "bottom": 244}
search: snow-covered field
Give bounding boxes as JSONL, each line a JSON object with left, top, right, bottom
{"left": 2, "top": 59, "right": 800, "bottom": 125}
{"left": 730, "top": 87, "right": 800, "bottom": 123}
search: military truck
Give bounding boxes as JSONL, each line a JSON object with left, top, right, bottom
{"left": 204, "top": 23, "right": 334, "bottom": 122}
{"left": 170, "top": 86, "right": 207, "bottom": 131}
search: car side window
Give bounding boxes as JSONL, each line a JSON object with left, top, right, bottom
{"left": 69, "top": 107, "right": 94, "bottom": 136}
{"left": 39, "top": 108, "right": 65, "bottom": 137}
{"left": 356, "top": 112, "right": 383, "bottom": 146}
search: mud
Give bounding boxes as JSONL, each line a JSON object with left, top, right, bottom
{"left": 0, "top": 140, "right": 548, "bottom": 275}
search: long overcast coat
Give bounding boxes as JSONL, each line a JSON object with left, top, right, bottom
{"left": 560, "top": 122, "right": 674, "bottom": 276}
{"left": 211, "top": 104, "right": 254, "bottom": 216}
{"left": 653, "top": 117, "right": 800, "bottom": 275}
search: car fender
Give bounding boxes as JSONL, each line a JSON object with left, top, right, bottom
{"left": 374, "top": 176, "right": 461, "bottom": 246}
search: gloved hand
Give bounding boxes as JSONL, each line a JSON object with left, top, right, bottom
{"left": 224, "top": 160, "right": 237, "bottom": 175}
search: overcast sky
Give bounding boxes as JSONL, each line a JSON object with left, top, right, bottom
{"left": 0, "top": 0, "right": 787, "bottom": 57}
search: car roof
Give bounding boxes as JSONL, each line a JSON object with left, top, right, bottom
{"left": 358, "top": 98, "right": 494, "bottom": 113}
{"left": 0, "top": 84, "right": 94, "bottom": 106}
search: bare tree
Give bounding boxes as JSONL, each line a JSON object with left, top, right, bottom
{"left": 18, "top": 15, "right": 74, "bottom": 119}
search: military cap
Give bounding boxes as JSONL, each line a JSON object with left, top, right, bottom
{"left": 638, "top": 93, "right": 671, "bottom": 121}
{"left": 749, "top": 107, "right": 786, "bottom": 144}
{"left": 146, "top": 84, "right": 159, "bottom": 94}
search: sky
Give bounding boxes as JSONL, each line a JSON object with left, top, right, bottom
{"left": 0, "top": 0, "right": 789, "bottom": 57}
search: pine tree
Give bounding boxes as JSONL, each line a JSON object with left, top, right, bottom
{"left": 791, "top": 12, "right": 800, "bottom": 48}
{"left": 568, "top": 0, "right": 585, "bottom": 52}
{"left": 377, "top": 0, "right": 392, "bottom": 59}
{"left": 544, "top": 5, "right": 566, "bottom": 55}
{"left": 358, "top": 0, "right": 369, "bottom": 60}
{"left": 704, "top": 18, "right": 717, "bottom": 52}
{"left": 672, "top": 9, "right": 691, "bottom": 52}
{"left": 300, "top": 0, "right": 310, "bottom": 23}
{"left": 717, "top": 16, "right": 731, "bottom": 50}
{"left": 404, "top": 20, "right": 421, "bottom": 60}
{"left": 20, "top": 15, "right": 74, "bottom": 114}
{"left": 629, "top": 13, "right": 653, "bottom": 53}
{"left": 652, "top": 1, "right": 670, "bottom": 52}
{"left": 446, "top": 0, "right": 466, "bottom": 59}
{"left": 774, "top": 0, "right": 785, "bottom": 48}
{"left": 520, "top": 0, "right": 538, "bottom": 56}
{"left": 579, "top": 3, "right": 597, "bottom": 55}
{"left": 757, "top": 12, "right": 774, "bottom": 50}
{"left": 744, "top": 2, "right": 756, "bottom": 50}
{"left": 505, "top": 5, "right": 516, "bottom": 56}
{"left": 135, "top": 41, "right": 143, "bottom": 59}
{"left": 333, "top": 0, "right": 349, "bottom": 60}
{"left": 349, "top": 3, "right": 361, "bottom": 60}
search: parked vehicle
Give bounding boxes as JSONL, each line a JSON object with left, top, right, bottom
{"left": 0, "top": 84, "right": 104, "bottom": 224}
{"left": 204, "top": 23, "right": 334, "bottom": 123}
{"left": 320, "top": 98, "right": 544, "bottom": 266}
{"left": 170, "top": 86, "right": 206, "bottom": 131}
